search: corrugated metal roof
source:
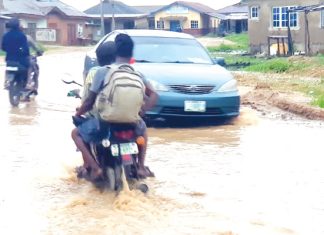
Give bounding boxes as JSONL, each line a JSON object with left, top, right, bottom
{"left": 133, "top": 5, "right": 164, "bottom": 14}
{"left": 176, "top": 1, "right": 216, "bottom": 13}
{"left": 151, "top": 1, "right": 217, "bottom": 15}
{"left": 2, "top": 0, "right": 42, "bottom": 15}
{"left": 216, "top": 3, "right": 248, "bottom": 15}
{"left": 85, "top": 1, "right": 141, "bottom": 15}
{"left": 34, "top": 0, "right": 88, "bottom": 17}
{"left": 1, "top": 0, "right": 87, "bottom": 17}
{"left": 226, "top": 13, "right": 248, "bottom": 20}
{"left": 208, "top": 12, "right": 228, "bottom": 20}
{"left": 87, "top": 14, "right": 145, "bottom": 19}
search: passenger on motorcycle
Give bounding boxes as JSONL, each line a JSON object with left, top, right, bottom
{"left": 72, "top": 33, "right": 157, "bottom": 180}
{"left": 72, "top": 41, "right": 117, "bottom": 180}
{"left": 25, "top": 33, "right": 43, "bottom": 94}
{"left": 1, "top": 18, "right": 30, "bottom": 90}
{"left": 82, "top": 41, "right": 116, "bottom": 107}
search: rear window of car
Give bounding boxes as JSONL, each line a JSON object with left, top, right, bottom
{"left": 132, "top": 36, "right": 213, "bottom": 64}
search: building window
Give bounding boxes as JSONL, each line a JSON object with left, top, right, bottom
{"left": 157, "top": 20, "right": 164, "bottom": 29}
{"left": 28, "top": 23, "right": 37, "bottom": 29}
{"left": 321, "top": 10, "right": 324, "bottom": 28}
{"left": 191, "top": 20, "right": 198, "bottom": 29}
{"left": 251, "top": 6, "right": 259, "bottom": 20}
{"left": 272, "top": 6, "right": 298, "bottom": 28}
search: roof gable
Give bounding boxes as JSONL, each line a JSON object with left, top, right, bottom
{"left": 216, "top": 2, "right": 248, "bottom": 15}
{"left": 0, "top": 0, "right": 87, "bottom": 17}
{"left": 133, "top": 5, "right": 164, "bottom": 14}
{"left": 84, "top": 0, "right": 141, "bottom": 15}
{"left": 34, "top": 0, "right": 87, "bottom": 17}
{"left": 152, "top": 1, "right": 216, "bottom": 15}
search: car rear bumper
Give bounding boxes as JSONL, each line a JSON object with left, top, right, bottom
{"left": 146, "top": 91, "right": 240, "bottom": 119}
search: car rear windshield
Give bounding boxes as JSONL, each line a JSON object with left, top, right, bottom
{"left": 131, "top": 36, "right": 213, "bottom": 64}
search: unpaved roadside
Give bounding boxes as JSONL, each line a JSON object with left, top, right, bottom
{"left": 235, "top": 71, "right": 324, "bottom": 120}
{"left": 2, "top": 43, "right": 323, "bottom": 120}
{"left": 198, "top": 37, "right": 234, "bottom": 47}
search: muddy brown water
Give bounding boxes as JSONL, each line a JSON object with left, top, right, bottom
{"left": 0, "top": 52, "right": 323, "bottom": 235}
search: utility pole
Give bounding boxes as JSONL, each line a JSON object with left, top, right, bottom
{"left": 100, "top": 0, "right": 105, "bottom": 37}
{"left": 111, "top": 0, "right": 115, "bottom": 31}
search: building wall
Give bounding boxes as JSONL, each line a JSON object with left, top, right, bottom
{"left": 21, "top": 18, "right": 47, "bottom": 29}
{"left": 46, "top": 13, "right": 86, "bottom": 45}
{"left": 247, "top": 0, "right": 324, "bottom": 54}
{"left": 135, "top": 17, "right": 149, "bottom": 29}
{"left": 154, "top": 6, "right": 209, "bottom": 35}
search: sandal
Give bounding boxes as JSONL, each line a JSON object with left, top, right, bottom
{"left": 89, "top": 168, "right": 103, "bottom": 182}
{"left": 137, "top": 166, "right": 155, "bottom": 178}
{"left": 75, "top": 166, "right": 89, "bottom": 179}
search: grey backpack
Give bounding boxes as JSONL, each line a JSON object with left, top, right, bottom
{"left": 95, "top": 64, "right": 145, "bottom": 123}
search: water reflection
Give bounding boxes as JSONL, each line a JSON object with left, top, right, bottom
{"left": 0, "top": 52, "right": 324, "bottom": 235}
{"left": 8, "top": 101, "right": 40, "bottom": 126}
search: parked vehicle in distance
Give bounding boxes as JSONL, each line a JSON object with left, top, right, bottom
{"left": 83, "top": 30, "right": 240, "bottom": 120}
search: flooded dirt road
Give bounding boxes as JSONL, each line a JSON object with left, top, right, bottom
{"left": 0, "top": 51, "right": 323, "bottom": 235}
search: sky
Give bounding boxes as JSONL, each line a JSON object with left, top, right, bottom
{"left": 60, "top": 0, "right": 241, "bottom": 11}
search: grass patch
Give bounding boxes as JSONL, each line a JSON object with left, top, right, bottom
{"left": 314, "top": 54, "right": 324, "bottom": 65}
{"left": 225, "top": 33, "right": 249, "bottom": 47}
{"left": 245, "top": 58, "right": 290, "bottom": 73}
{"left": 208, "top": 44, "right": 238, "bottom": 52}
{"left": 309, "top": 79, "right": 324, "bottom": 108}
{"left": 313, "top": 95, "right": 324, "bottom": 108}
{"left": 207, "top": 33, "right": 249, "bottom": 52}
{"left": 206, "top": 33, "right": 324, "bottom": 109}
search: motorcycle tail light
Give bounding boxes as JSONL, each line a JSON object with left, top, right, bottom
{"left": 114, "top": 130, "right": 134, "bottom": 140}
{"left": 136, "top": 136, "right": 145, "bottom": 146}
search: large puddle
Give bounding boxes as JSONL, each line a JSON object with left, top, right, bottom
{"left": 0, "top": 52, "right": 323, "bottom": 235}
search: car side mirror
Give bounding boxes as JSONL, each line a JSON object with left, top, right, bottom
{"left": 212, "top": 57, "right": 226, "bottom": 67}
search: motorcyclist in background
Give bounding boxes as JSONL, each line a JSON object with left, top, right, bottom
{"left": 1, "top": 18, "right": 30, "bottom": 90}
{"left": 25, "top": 33, "right": 43, "bottom": 94}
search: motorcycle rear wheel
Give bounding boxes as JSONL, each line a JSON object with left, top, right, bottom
{"left": 9, "top": 82, "right": 20, "bottom": 107}
{"left": 105, "top": 166, "right": 124, "bottom": 192}
{"left": 106, "top": 167, "right": 115, "bottom": 191}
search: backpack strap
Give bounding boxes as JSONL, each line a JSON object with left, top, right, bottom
{"left": 102, "top": 64, "right": 119, "bottom": 87}
{"left": 117, "top": 64, "right": 135, "bottom": 72}
{"left": 103, "top": 64, "right": 139, "bottom": 88}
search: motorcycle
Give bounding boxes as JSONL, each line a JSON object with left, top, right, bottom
{"left": 5, "top": 53, "right": 42, "bottom": 107}
{"left": 64, "top": 80, "right": 152, "bottom": 193}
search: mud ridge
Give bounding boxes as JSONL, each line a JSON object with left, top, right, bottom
{"left": 241, "top": 88, "right": 324, "bottom": 120}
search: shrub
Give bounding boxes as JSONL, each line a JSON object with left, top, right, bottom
{"left": 245, "top": 59, "right": 290, "bottom": 73}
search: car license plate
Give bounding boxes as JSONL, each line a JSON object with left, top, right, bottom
{"left": 184, "top": 101, "right": 206, "bottom": 112}
{"left": 111, "top": 142, "right": 139, "bottom": 156}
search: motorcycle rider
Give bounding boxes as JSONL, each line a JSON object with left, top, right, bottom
{"left": 72, "top": 41, "right": 116, "bottom": 179}
{"left": 82, "top": 41, "right": 116, "bottom": 105}
{"left": 1, "top": 18, "right": 30, "bottom": 90}
{"left": 72, "top": 33, "right": 157, "bottom": 180}
{"left": 25, "top": 33, "right": 44, "bottom": 94}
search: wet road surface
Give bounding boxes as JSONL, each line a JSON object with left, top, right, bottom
{"left": 0, "top": 51, "right": 323, "bottom": 235}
